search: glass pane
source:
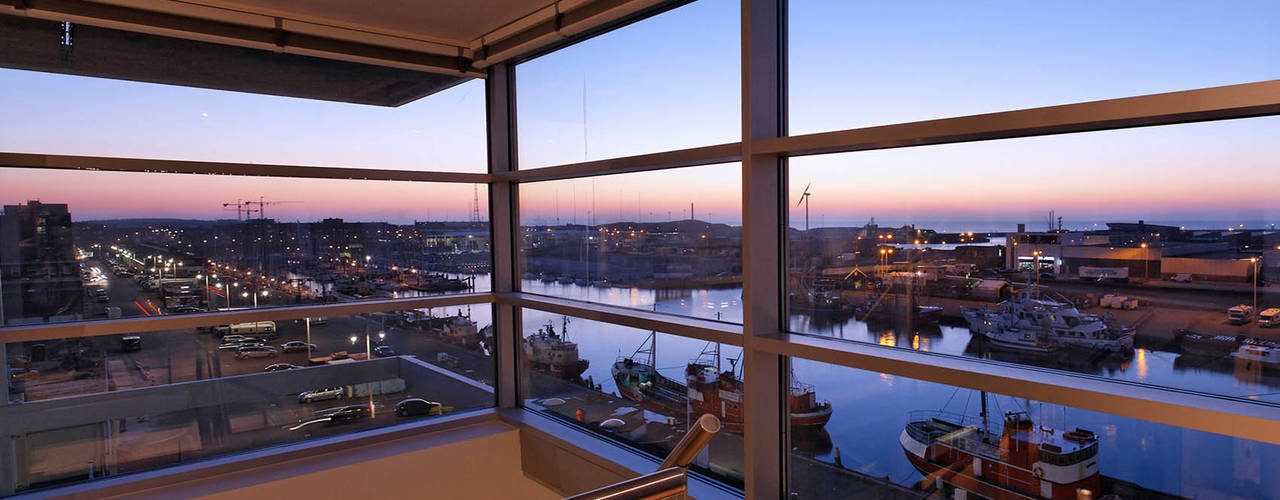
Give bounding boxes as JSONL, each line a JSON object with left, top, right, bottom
{"left": 0, "top": 168, "right": 489, "bottom": 326}
{"left": 0, "top": 69, "right": 486, "bottom": 173}
{"left": 515, "top": 0, "right": 739, "bottom": 169}
{"left": 518, "top": 310, "right": 743, "bottom": 488}
{"left": 517, "top": 164, "right": 742, "bottom": 321}
{"left": 788, "top": 357, "right": 1278, "bottom": 499}
{"left": 786, "top": 117, "right": 1279, "bottom": 403}
{"left": 3, "top": 306, "right": 494, "bottom": 494}
{"left": 788, "top": 1, "right": 1280, "bottom": 135}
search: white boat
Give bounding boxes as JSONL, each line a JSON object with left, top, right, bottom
{"left": 963, "top": 288, "right": 1134, "bottom": 354}
{"left": 1229, "top": 341, "right": 1280, "bottom": 367}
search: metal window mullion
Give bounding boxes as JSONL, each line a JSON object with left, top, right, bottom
{"left": 0, "top": 152, "right": 492, "bottom": 184}
{"left": 487, "top": 62, "right": 521, "bottom": 409}
{"left": 496, "top": 292, "right": 742, "bottom": 346}
{"left": 495, "top": 142, "right": 741, "bottom": 182}
{"left": 741, "top": 0, "right": 786, "bottom": 498}
{"left": 0, "top": 293, "right": 493, "bottom": 343}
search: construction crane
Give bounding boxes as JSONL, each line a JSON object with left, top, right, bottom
{"left": 242, "top": 196, "right": 303, "bottom": 220}
{"left": 222, "top": 199, "right": 260, "bottom": 221}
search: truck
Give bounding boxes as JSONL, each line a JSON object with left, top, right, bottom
{"left": 1227, "top": 305, "right": 1255, "bottom": 325}
{"left": 1259, "top": 308, "right": 1280, "bottom": 328}
{"left": 1080, "top": 266, "right": 1129, "bottom": 283}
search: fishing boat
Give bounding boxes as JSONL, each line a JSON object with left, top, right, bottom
{"left": 524, "top": 317, "right": 589, "bottom": 379}
{"left": 685, "top": 344, "right": 832, "bottom": 432}
{"left": 421, "top": 310, "right": 481, "bottom": 348}
{"left": 789, "top": 278, "right": 855, "bottom": 316}
{"left": 901, "top": 394, "right": 1102, "bottom": 500}
{"left": 963, "top": 284, "right": 1133, "bottom": 354}
{"left": 611, "top": 332, "right": 687, "bottom": 414}
{"left": 1176, "top": 329, "right": 1244, "bottom": 357}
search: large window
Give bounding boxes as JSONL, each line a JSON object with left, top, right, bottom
{"left": 787, "top": 358, "right": 1279, "bottom": 499}
{"left": 515, "top": 0, "right": 740, "bottom": 169}
{"left": 785, "top": 117, "right": 1280, "bottom": 402}
{"left": 518, "top": 311, "right": 744, "bottom": 487}
{"left": 6, "top": 305, "right": 494, "bottom": 493}
{"left": 517, "top": 164, "right": 742, "bottom": 321}
{"left": 0, "top": 70, "right": 488, "bottom": 172}
{"left": 787, "top": 1, "right": 1280, "bottom": 135}
{"left": 1, "top": 168, "right": 488, "bottom": 326}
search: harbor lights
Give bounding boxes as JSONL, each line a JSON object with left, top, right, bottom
{"left": 1032, "top": 250, "right": 1043, "bottom": 289}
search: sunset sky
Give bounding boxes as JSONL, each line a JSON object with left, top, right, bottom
{"left": 1, "top": 0, "right": 1278, "bottom": 228}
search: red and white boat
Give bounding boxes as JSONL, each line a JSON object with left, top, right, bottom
{"left": 900, "top": 398, "right": 1101, "bottom": 500}
{"left": 685, "top": 344, "right": 832, "bottom": 432}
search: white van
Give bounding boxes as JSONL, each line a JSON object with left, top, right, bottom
{"left": 1227, "top": 305, "right": 1254, "bottom": 325}
{"left": 216, "top": 321, "right": 277, "bottom": 338}
{"left": 1260, "top": 308, "right": 1280, "bottom": 328}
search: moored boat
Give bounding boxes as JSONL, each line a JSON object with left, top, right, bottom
{"left": 611, "top": 332, "right": 687, "bottom": 414}
{"left": 900, "top": 400, "right": 1101, "bottom": 500}
{"left": 685, "top": 344, "right": 832, "bottom": 432}
{"left": 963, "top": 286, "right": 1133, "bottom": 354}
{"left": 1229, "top": 340, "right": 1280, "bottom": 368}
{"left": 1177, "top": 329, "right": 1244, "bottom": 357}
{"left": 524, "top": 317, "right": 590, "bottom": 379}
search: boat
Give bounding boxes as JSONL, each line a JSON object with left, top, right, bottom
{"left": 524, "top": 317, "right": 589, "bottom": 379}
{"left": 900, "top": 395, "right": 1102, "bottom": 500}
{"left": 574, "top": 278, "right": 590, "bottom": 286}
{"left": 962, "top": 282, "right": 1133, "bottom": 354}
{"left": 788, "top": 278, "right": 855, "bottom": 316}
{"left": 1229, "top": 340, "right": 1280, "bottom": 368}
{"left": 855, "top": 298, "right": 944, "bottom": 325}
{"left": 539, "top": 274, "right": 556, "bottom": 283}
{"left": 611, "top": 332, "right": 687, "bottom": 414}
{"left": 684, "top": 344, "right": 832, "bottom": 432}
{"left": 591, "top": 280, "right": 611, "bottom": 288}
{"left": 1177, "top": 329, "right": 1244, "bottom": 357}
{"left": 422, "top": 310, "right": 481, "bottom": 348}
{"left": 556, "top": 275, "right": 574, "bottom": 284}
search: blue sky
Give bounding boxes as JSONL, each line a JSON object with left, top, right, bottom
{"left": 1, "top": 0, "right": 1278, "bottom": 227}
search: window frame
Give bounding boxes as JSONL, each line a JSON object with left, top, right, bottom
{"left": 2, "top": 1, "right": 1280, "bottom": 498}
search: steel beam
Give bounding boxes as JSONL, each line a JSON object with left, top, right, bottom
{"left": 0, "top": 152, "right": 491, "bottom": 184}
{"left": 497, "top": 292, "right": 741, "bottom": 346}
{"left": 740, "top": 0, "right": 786, "bottom": 497}
{"left": 488, "top": 63, "right": 521, "bottom": 409}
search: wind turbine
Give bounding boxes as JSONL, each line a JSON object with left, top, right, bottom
{"left": 797, "top": 182, "right": 811, "bottom": 232}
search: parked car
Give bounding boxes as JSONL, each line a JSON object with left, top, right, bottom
{"left": 219, "top": 341, "right": 263, "bottom": 351}
{"left": 264, "top": 363, "right": 299, "bottom": 372}
{"left": 171, "top": 305, "right": 202, "bottom": 314}
{"left": 298, "top": 387, "right": 345, "bottom": 404}
{"left": 394, "top": 398, "right": 443, "bottom": 417}
{"left": 120, "top": 335, "right": 142, "bottom": 352}
{"left": 325, "top": 404, "right": 370, "bottom": 425}
{"left": 280, "top": 341, "right": 317, "bottom": 353}
{"left": 373, "top": 345, "right": 396, "bottom": 357}
{"left": 235, "top": 345, "right": 279, "bottom": 359}
{"left": 1170, "top": 273, "right": 1193, "bottom": 283}
{"left": 222, "top": 335, "right": 251, "bottom": 343}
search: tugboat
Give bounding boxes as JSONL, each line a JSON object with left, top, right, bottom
{"left": 685, "top": 344, "right": 832, "bottom": 432}
{"left": 611, "top": 332, "right": 687, "bottom": 414}
{"left": 900, "top": 393, "right": 1102, "bottom": 500}
{"left": 963, "top": 278, "right": 1133, "bottom": 354}
{"left": 524, "top": 316, "right": 590, "bottom": 379}
{"left": 423, "top": 310, "right": 480, "bottom": 348}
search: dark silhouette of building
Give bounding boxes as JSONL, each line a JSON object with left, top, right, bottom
{"left": 1, "top": 201, "right": 83, "bottom": 324}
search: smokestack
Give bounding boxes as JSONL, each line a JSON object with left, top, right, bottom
{"left": 690, "top": 202, "right": 694, "bottom": 221}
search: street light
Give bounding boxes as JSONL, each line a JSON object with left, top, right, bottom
{"left": 1251, "top": 257, "right": 1259, "bottom": 312}
{"left": 1140, "top": 242, "right": 1150, "bottom": 281}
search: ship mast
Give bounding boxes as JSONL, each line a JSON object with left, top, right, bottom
{"left": 980, "top": 390, "right": 990, "bottom": 441}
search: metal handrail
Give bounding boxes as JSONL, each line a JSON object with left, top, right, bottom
{"left": 565, "top": 414, "right": 721, "bottom": 500}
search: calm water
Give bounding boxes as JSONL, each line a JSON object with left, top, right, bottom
{"left": 509, "top": 279, "right": 1280, "bottom": 498}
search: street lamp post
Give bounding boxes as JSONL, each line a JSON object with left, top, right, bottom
{"left": 1140, "top": 242, "right": 1150, "bottom": 281}
{"left": 1251, "top": 257, "right": 1259, "bottom": 312}
{"left": 1032, "top": 250, "right": 1043, "bottom": 290}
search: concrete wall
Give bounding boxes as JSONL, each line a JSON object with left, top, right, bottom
{"left": 113, "top": 421, "right": 559, "bottom": 500}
